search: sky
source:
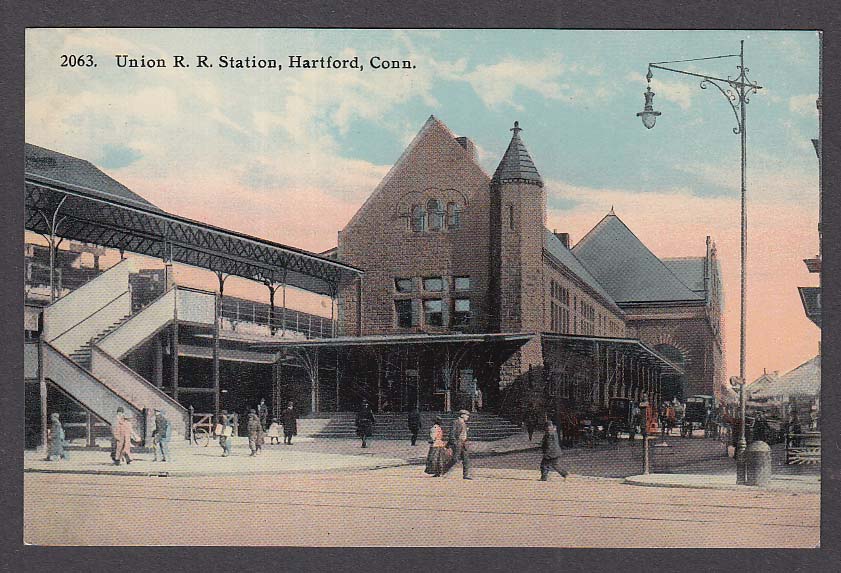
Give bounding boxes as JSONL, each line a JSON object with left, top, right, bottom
{"left": 25, "top": 29, "right": 821, "bottom": 383}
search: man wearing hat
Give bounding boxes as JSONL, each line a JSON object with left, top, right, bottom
{"left": 355, "top": 399, "right": 376, "bottom": 448}
{"left": 152, "top": 408, "right": 171, "bottom": 462}
{"left": 445, "top": 409, "right": 472, "bottom": 479}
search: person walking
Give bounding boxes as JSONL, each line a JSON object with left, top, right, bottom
{"left": 257, "top": 398, "right": 269, "bottom": 430}
{"left": 280, "top": 402, "right": 297, "bottom": 445}
{"left": 112, "top": 412, "right": 135, "bottom": 465}
{"left": 539, "top": 420, "right": 568, "bottom": 481}
{"left": 444, "top": 409, "right": 472, "bottom": 479}
{"left": 407, "top": 408, "right": 421, "bottom": 446}
{"left": 110, "top": 406, "right": 125, "bottom": 462}
{"left": 424, "top": 416, "right": 451, "bottom": 477}
{"left": 218, "top": 410, "right": 234, "bottom": 457}
{"left": 247, "top": 409, "right": 263, "bottom": 456}
{"left": 46, "top": 413, "right": 69, "bottom": 461}
{"left": 266, "top": 418, "right": 281, "bottom": 445}
{"left": 152, "top": 409, "right": 171, "bottom": 462}
{"left": 525, "top": 407, "right": 539, "bottom": 441}
{"left": 356, "top": 400, "right": 376, "bottom": 448}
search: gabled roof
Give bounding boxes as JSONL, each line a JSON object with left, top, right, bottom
{"left": 25, "top": 143, "right": 162, "bottom": 212}
{"left": 492, "top": 121, "right": 543, "bottom": 187}
{"left": 662, "top": 257, "right": 706, "bottom": 293}
{"left": 343, "top": 115, "right": 489, "bottom": 231}
{"left": 544, "top": 229, "right": 621, "bottom": 314}
{"left": 751, "top": 355, "right": 820, "bottom": 399}
{"left": 572, "top": 211, "right": 705, "bottom": 304}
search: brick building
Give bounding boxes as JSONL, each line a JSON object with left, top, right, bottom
{"left": 333, "top": 116, "right": 723, "bottom": 415}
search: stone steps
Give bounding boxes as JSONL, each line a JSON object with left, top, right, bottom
{"left": 310, "top": 412, "right": 522, "bottom": 441}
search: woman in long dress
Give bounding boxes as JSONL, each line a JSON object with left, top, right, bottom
{"left": 424, "top": 416, "right": 451, "bottom": 477}
{"left": 47, "top": 413, "right": 68, "bottom": 461}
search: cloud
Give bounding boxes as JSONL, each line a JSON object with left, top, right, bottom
{"left": 627, "top": 72, "right": 693, "bottom": 110}
{"left": 788, "top": 94, "right": 819, "bottom": 117}
{"left": 464, "top": 54, "right": 608, "bottom": 110}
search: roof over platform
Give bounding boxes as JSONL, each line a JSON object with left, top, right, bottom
{"left": 250, "top": 332, "right": 534, "bottom": 350}
{"left": 542, "top": 332, "right": 685, "bottom": 375}
{"left": 25, "top": 143, "right": 362, "bottom": 296}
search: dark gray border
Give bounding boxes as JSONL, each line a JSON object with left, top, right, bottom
{"left": 3, "top": 1, "right": 840, "bottom": 570}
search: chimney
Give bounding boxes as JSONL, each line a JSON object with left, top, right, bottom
{"left": 553, "top": 231, "right": 570, "bottom": 248}
{"left": 455, "top": 136, "right": 477, "bottom": 163}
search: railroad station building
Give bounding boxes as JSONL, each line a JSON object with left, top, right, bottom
{"left": 24, "top": 115, "right": 723, "bottom": 447}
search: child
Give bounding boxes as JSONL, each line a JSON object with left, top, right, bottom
{"left": 266, "top": 418, "right": 281, "bottom": 445}
{"left": 540, "top": 420, "right": 568, "bottom": 481}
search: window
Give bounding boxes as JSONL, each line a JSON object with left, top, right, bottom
{"left": 453, "top": 298, "right": 470, "bottom": 327}
{"left": 508, "top": 205, "right": 515, "bottom": 229}
{"left": 394, "top": 278, "right": 414, "bottom": 293}
{"left": 454, "top": 276, "right": 470, "bottom": 291}
{"left": 424, "top": 299, "right": 443, "bottom": 326}
{"left": 395, "top": 299, "right": 414, "bottom": 328}
{"left": 411, "top": 205, "right": 426, "bottom": 232}
{"left": 447, "top": 202, "right": 462, "bottom": 229}
{"left": 423, "top": 277, "right": 443, "bottom": 292}
{"left": 427, "top": 199, "right": 444, "bottom": 231}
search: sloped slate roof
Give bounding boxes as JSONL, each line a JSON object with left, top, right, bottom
{"left": 663, "top": 257, "right": 706, "bottom": 293}
{"left": 572, "top": 212, "right": 705, "bottom": 304}
{"left": 751, "top": 355, "right": 820, "bottom": 399}
{"left": 25, "top": 143, "right": 162, "bottom": 211}
{"left": 544, "top": 229, "right": 621, "bottom": 314}
{"left": 492, "top": 122, "right": 543, "bottom": 187}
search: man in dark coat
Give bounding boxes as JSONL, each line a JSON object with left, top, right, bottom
{"left": 356, "top": 400, "right": 376, "bottom": 448}
{"left": 525, "top": 407, "right": 539, "bottom": 441}
{"left": 407, "top": 408, "right": 421, "bottom": 446}
{"left": 280, "top": 402, "right": 297, "bottom": 445}
{"left": 257, "top": 398, "right": 269, "bottom": 430}
{"left": 540, "top": 420, "right": 568, "bottom": 481}
{"left": 751, "top": 411, "right": 772, "bottom": 444}
{"left": 444, "top": 410, "right": 472, "bottom": 479}
{"left": 247, "top": 409, "right": 263, "bottom": 456}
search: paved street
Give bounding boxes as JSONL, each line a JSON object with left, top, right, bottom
{"left": 24, "top": 466, "right": 818, "bottom": 547}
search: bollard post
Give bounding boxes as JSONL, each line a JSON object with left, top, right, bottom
{"left": 745, "top": 441, "right": 772, "bottom": 486}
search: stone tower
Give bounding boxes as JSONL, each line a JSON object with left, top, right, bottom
{"left": 489, "top": 121, "right": 546, "bottom": 386}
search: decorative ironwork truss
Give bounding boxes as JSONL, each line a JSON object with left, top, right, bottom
{"left": 25, "top": 173, "right": 362, "bottom": 296}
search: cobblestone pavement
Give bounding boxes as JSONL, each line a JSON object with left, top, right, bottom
{"left": 24, "top": 466, "right": 819, "bottom": 547}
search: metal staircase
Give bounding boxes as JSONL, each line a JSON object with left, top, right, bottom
{"left": 38, "top": 260, "right": 190, "bottom": 439}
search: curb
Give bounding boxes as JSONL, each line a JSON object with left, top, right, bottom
{"left": 623, "top": 475, "right": 820, "bottom": 493}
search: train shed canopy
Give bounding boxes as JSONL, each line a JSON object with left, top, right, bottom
{"left": 25, "top": 143, "right": 362, "bottom": 296}
{"left": 542, "top": 332, "right": 686, "bottom": 375}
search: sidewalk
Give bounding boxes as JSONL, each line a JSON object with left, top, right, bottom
{"left": 24, "top": 430, "right": 542, "bottom": 477}
{"left": 624, "top": 472, "right": 820, "bottom": 494}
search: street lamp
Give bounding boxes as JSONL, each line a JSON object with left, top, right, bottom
{"left": 638, "top": 40, "right": 761, "bottom": 485}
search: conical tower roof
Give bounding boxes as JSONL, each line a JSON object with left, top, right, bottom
{"left": 492, "top": 121, "right": 543, "bottom": 187}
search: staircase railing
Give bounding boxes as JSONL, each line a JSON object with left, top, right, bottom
{"left": 90, "top": 344, "right": 189, "bottom": 436}
{"left": 44, "top": 258, "right": 135, "bottom": 355}
{"left": 42, "top": 341, "right": 142, "bottom": 430}
{"left": 97, "top": 289, "right": 177, "bottom": 358}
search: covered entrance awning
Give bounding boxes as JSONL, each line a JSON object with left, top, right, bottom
{"left": 542, "top": 333, "right": 685, "bottom": 375}
{"left": 541, "top": 333, "right": 684, "bottom": 410}
{"left": 251, "top": 332, "right": 534, "bottom": 413}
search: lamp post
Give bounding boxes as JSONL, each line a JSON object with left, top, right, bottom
{"left": 638, "top": 40, "right": 761, "bottom": 485}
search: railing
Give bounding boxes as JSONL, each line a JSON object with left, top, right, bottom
{"left": 785, "top": 431, "right": 821, "bottom": 465}
{"left": 219, "top": 298, "right": 334, "bottom": 339}
{"left": 41, "top": 341, "right": 141, "bottom": 430}
{"left": 97, "top": 289, "right": 176, "bottom": 358}
{"left": 90, "top": 344, "right": 189, "bottom": 436}
{"left": 43, "top": 258, "right": 136, "bottom": 353}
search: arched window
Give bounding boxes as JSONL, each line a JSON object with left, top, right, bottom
{"left": 411, "top": 204, "right": 426, "bottom": 232}
{"left": 427, "top": 199, "right": 444, "bottom": 231}
{"left": 447, "top": 202, "right": 462, "bottom": 229}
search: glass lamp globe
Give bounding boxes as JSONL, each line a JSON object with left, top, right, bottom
{"left": 637, "top": 85, "right": 661, "bottom": 129}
